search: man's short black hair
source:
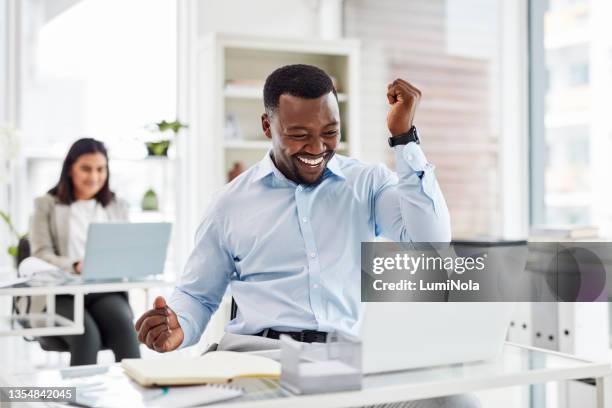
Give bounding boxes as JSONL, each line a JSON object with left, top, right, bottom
{"left": 263, "top": 64, "right": 337, "bottom": 114}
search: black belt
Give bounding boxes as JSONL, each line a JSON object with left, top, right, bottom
{"left": 255, "top": 328, "right": 328, "bottom": 343}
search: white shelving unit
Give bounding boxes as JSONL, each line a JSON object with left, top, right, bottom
{"left": 183, "top": 32, "right": 359, "bottom": 347}
{"left": 191, "top": 33, "right": 360, "bottom": 209}
{"left": 21, "top": 153, "right": 177, "bottom": 224}
{"left": 224, "top": 85, "right": 349, "bottom": 102}
{"left": 223, "top": 139, "right": 349, "bottom": 150}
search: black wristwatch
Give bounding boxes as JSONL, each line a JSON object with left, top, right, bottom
{"left": 388, "top": 126, "right": 420, "bottom": 147}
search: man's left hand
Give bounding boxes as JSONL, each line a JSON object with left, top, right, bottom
{"left": 386, "top": 79, "right": 421, "bottom": 137}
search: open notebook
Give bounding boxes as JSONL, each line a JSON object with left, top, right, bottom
{"left": 121, "top": 351, "right": 281, "bottom": 387}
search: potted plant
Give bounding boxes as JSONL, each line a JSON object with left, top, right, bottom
{"left": 145, "top": 119, "right": 188, "bottom": 157}
{"left": 141, "top": 188, "right": 159, "bottom": 211}
{"left": 0, "top": 211, "right": 27, "bottom": 268}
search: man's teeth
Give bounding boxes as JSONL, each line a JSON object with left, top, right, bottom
{"left": 297, "top": 156, "right": 324, "bottom": 166}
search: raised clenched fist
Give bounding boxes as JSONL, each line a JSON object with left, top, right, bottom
{"left": 386, "top": 78, "right": 421, "bottom": 137}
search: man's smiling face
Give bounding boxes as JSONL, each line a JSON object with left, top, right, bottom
{"left": 262, "top": 92, "right": 340, "bottom": 186}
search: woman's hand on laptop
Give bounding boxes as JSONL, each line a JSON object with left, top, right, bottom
{"left": 135, "top": 296, "right": 184, "bottom": 352}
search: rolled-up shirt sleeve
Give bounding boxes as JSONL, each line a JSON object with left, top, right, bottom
{"left": 168, "top": 215, "right": 234, "bottom": 348}
{"left": 373, "top": 142, "right": 451, "bottom": 243}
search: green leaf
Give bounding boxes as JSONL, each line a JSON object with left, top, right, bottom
{"left": 8, "top": 246, "right": 17, "bottom": 257}
{"left": 0, "top": 210, "right": 10, "bottom": 225}
{"left": 0, "top": 210, "right": 20, "bottom": 240}
{"left": 156, "top": 119, "right": 188, "bottom": 134}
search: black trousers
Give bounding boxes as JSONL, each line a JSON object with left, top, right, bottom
{"left": 55, "top": 292, "right": 141, "bottom": 366}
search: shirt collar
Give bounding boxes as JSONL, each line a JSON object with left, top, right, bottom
{"left": 252, "top": 150, "right": 282, "bottom": 183}
{"left": 325, "top": 154, "right": 346, "bottom": 180}
{"left": 252, "top": 150, "right": 346, "bottom": 184}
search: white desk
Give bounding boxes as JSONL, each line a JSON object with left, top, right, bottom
{"left": 0, "top": 277, "right": 175, "bottom": 337}
{"left": 2, "top": 343, "right": 611, "bottom": 408}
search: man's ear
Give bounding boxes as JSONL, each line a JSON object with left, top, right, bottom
{"left": 261, "top": 113, "right": 272, "bottom": 140}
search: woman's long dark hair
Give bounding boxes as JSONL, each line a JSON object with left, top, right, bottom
{"left": 48, "top": 138, "right": 115, "bottom": 206}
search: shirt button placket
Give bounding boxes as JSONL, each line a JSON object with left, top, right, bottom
{"left": 295, "top": 186, "right": 323, "bottom": 327}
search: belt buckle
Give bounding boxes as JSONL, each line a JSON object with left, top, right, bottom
{"left": 302, "top": 330, "right": 318, "bottom": 343}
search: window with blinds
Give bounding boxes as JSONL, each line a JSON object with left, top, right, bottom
{"left": 345, "top": 0, "right": 502, "bottom": 238}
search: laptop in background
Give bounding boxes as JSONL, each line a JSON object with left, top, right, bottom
{"left": 79, "top": 222, "right": 172, "bottom": 282}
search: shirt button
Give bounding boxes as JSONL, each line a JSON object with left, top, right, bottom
{"left": 312, "top": 284, "right": 319, "bottom": 289}
{"left": 310, "top": 252, "right": 316, "bottom": 258}
{"left": 407, "top": 154, "right": 414, "bottom": 160}
{"left": 302, "top": 217, "right": 308, "bottom": 223}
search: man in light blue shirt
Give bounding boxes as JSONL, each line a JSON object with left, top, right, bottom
{"left": 135, "top": 64, "right": 450, "bottom": 351}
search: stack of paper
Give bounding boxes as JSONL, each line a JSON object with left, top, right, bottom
{"left": 18, "top": 257, "right": 73, "bottom": 283}
{"left": 62, "top": 365, "right": 243, "bottom": 408}
{"left": 530, "top": 225, "right": 600, "bottom": 241}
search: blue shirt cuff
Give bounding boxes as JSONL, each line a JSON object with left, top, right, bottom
{"left": 393, "top": 142, "right": 439, "bottom": 214}
{"left": 393, "top": 142, "right": 434, "bottom": 177}
{"left": 176, "top": 313, "right": 195, "bottom": 349}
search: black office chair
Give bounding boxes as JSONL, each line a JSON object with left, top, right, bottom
{"left": 16, "top": 236, "right": 30, "bottom": 266}
{"left": 14, "top": 237, "right": 110, "bottom": 353}
{"left": 230, "top": 297, "right": 238, "bottom": 320}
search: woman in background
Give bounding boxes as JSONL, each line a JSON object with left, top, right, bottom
{"left": 29, "top": 138, "right": 140, "bottom": 365}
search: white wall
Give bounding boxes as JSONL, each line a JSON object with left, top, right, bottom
{"left": 197, "top": 0, "right": 319, "bottom": 37}
{"left": 0, "top": 0, "right": 8, "bottom": 270}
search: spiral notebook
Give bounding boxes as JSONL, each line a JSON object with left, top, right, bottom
{"left": 121, "top": 351, "right": 281, "bottom": 387}
{"left": 142, "top": 384, "right": 243, "bottom": 408}
{"left": 61, "top": 365, "right": 244, "bottom": 408}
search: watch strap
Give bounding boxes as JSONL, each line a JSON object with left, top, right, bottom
{"left": 388, "top": 126, "right": 420, "bottom": 147}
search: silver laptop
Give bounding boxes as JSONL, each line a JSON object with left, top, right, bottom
{"left": 78, "top": 222, "right": 172, "bottom": 282}
{"left": 360, "top": 240, "right": 525, "bottom": 373}
{"left": 361, "top": 302, "right": 515, "bottom": 374}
